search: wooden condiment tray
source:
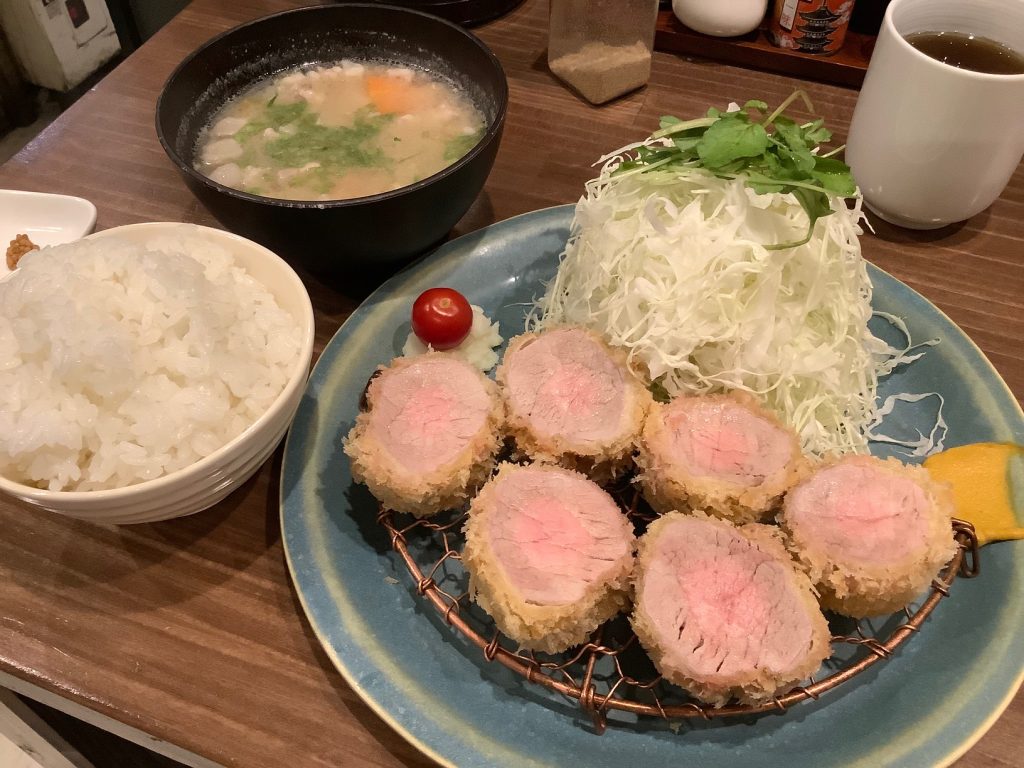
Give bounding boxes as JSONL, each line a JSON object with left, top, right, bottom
{"left": 654, "top": 9, "right": 875, "bottom": 88}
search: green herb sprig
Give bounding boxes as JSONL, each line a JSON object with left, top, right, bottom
{"left": 612, "top": 91, "right": 856, "bottom": 250}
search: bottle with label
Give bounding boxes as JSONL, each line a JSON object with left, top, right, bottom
{"left": 768, "top": 0, "right": 855, "bottom": 56}
{"left": 548, "top": 0, "right": 660, "bottom": 105}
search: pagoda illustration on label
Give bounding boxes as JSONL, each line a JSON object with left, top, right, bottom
{"left": 769, "top": 0, "right": 854, "bottom": 56}
{"left": 796, "top": 0, "right": 842, "bottom": 52}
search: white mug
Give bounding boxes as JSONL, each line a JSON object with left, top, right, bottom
{"left": 845, "top": 0, "right": 1024, "bottom": 229}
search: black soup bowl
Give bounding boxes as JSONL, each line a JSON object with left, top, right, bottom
{"left": 156, "top": 3, "right": 507, "bottom": 275}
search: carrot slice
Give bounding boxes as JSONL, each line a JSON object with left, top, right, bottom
{"left": 366, "top": 75, "right": 414, "bottom": 114}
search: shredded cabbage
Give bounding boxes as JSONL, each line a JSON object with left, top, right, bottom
{"left": 531, "top": 156, "right": 910, "bottom": 455}
{"left": 867, "top": 392, "right": 948, "bottom": 457}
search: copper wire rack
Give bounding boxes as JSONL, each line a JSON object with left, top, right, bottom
{"left": 378, "top": 493, "right": 979, "bottom": 735}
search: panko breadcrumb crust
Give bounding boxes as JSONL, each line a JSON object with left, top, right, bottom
{"left": 779, "top": 455, "right": 957, "bottom": 618}
{"left": 462, "top": 462, "right": 636, "bottom": 654}
{"left": 636, "top": 391, "right": 807, "bottom": 525}
{"left": 343, "top": 353, "right": 504, "bottom": 518}
{"left": 630, "top": 511, "right": 832, "bottom": 707}
{"left": 497, "top": 326, "right": 652, "bottom": 484}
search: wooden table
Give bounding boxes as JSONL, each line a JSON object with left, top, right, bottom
{"left": 1, "top": 1, "right": 1021, "bottom": 766}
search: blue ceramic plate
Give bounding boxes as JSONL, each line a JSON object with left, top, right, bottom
{"left": 281, "top": 205, "right": 1024, "bottom": 768}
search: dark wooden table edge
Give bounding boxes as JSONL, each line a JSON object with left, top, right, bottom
{"left": 0, "top": 669, "right": 219, "bottom": 768}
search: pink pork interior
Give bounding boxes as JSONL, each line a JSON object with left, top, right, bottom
{"left": 366, "top": 357, "right": 492, "bottom": 475}
{"left": 785, "top": 461, "right": 932, "bottom": 566}
{"left": 654, "top": 398, "right": 793, "bottom": 487}
{"left": 484, "top": 466, "right": 632, "bottom": 606}
{"left": 506, "top": 329, "right": 628, "bottom": 447}
{"left": 641, "top": 518, "right": 814, "bottom": 678}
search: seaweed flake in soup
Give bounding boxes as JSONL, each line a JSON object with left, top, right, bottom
{"left": 195, "top": 61, "right": 486, "bottom": 201}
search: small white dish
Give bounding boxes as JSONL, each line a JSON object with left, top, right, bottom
{"left": 0, "top": 189, "right": 97, "bottom": 279}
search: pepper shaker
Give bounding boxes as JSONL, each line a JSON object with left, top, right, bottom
{"left": 548, "top": 0, "right": 660, "bottom": 105}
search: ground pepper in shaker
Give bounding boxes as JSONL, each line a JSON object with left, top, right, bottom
{"left": 548, "top": 0, "right": 659, "bottom": 105}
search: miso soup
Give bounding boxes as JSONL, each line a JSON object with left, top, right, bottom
{"left": 195, "top": 61, "right": 486, "bottom": 201}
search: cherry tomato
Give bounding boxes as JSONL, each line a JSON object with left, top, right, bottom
{"left": 411, "top": 287, "right": 473, "bottom": 350}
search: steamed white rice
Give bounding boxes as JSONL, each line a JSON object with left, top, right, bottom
{"left": 0, "top": 233, "right": 301, "bottom": 491}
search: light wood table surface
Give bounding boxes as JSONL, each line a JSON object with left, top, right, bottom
{"left": 0, "top": 1, "right": 1021, "bottom": 766}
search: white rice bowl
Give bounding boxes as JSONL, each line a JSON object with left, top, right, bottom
{"left": 0, "top": 223, "right": 313, "bottom": 521}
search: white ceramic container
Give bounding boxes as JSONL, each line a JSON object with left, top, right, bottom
{"left": 672, "top": 0, "right": 768, "bottom": 37}
{"left": 0, "top": 223, "right": 315, "bottom": 524}
{"left": 0, "top": 189, "right": 96, "bottom": 280}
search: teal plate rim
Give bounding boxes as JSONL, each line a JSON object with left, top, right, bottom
{"left": 280, "top": 205, "right": 1024, "bottom": 768}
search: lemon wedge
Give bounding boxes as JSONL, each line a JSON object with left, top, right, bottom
{"left": 924, "top": 443, "right": 1023, "bottom": 546}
